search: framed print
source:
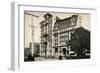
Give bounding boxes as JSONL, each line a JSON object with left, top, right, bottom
{"left": 11, "top": 2, "right": 96, "bottom": 71}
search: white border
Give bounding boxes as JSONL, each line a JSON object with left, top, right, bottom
{"left": 11, "top": 2, "right": 97, "bottom": 71}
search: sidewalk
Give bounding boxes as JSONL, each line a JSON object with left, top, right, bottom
{"left": 34, "top": 57, "right": 58, "bottom": 61}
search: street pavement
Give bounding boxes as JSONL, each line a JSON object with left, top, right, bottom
{"left": 34, "top": 56, "right": 67, "bottom": 61}
{"left": 34, "top": 57, "right": 58, "bottom": 61}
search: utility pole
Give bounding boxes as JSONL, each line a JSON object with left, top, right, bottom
{"left": 25, "top": 12, "right": 39, "bottom": 57}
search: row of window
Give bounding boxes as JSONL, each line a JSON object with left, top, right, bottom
{"left": 60, "top": 34, "right": 69, "bottom": 39}
{"left": 55, "top": 39, "right": 58, "bottom": 42}
{"left": 55, "top": 43, "right": 58, "bottom": 46}
{"left": 57, "top": 20, "right": 76, "bottom": 29}
{"left": 60, "top": 39, "right": 69, "bottom": 43}
{"left": 41, "top": 26, "right": 52, "bottom": 35}
{"left": 55, "top": 34, "right": 58, "bottom": 38}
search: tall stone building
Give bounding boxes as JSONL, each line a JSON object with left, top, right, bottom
{"left": 40, "top": 13, "right": 86, "bottom": 59}
{"left": 40, "top": 13, "right": 53, "bottom": 58}
{"left": 53, "top": 15, "right": 81, "bottom": 58}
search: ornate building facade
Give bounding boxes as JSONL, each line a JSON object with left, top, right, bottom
{"left": 40, "top": 13, "right": 82, "bottom": 59}
{"left": 40, "top": 13, "right": 53, "bottom": 58}
{"left": 53, "top": 15, "right": 81, "bottom": 58}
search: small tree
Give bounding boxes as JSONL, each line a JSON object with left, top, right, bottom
{"left": 68, "top": 27, "right": 90, "bottom": 57}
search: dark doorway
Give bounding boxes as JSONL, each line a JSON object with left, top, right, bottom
{"left": 62, "top": 48, "right": 66, "bottom": 56}
{"left": 55, "top": 48, "right": 58, "bottom": 53}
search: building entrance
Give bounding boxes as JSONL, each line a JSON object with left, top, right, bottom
{"left": 62, "top": 48, "right": 66, "bottom": 56}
